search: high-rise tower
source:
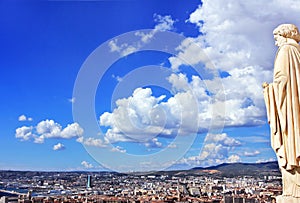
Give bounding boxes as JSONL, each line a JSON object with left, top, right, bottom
{"left": 87, "top": 175, "right": 92, "bottom": 189}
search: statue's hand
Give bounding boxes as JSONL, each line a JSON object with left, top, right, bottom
{"left": 262, "top": 82, "right": 269, "bottom": 88}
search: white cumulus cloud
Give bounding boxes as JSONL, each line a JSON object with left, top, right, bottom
{"left": 61, "top": 123, "right": 84, "bottom": 139}
{"left": 100, "top": 66, "right": 260, "bottom": 144}
{"left": 18, "top": 114, "right": 33, "bottom": 122}
{"left": 109, "top": 14, "right": 175, "bottom": 56}
{"left": 53, "top": 143, "right": 65, "bottom": 151}
{"left": 112, "top": 74, "right": 123, "bottom": 82}
{"left": 15, "top": 126, "right": 35, "bottom": 141}
{"left": 18, "top": 115, "right": 27, "bottom": 121}
{"left": 108, "top": 39, "right": 137, "bottom": 57}
{"left": 15, "top": 119, "right": 84, "bottom": 144}
{"left": 144, "top": 138, "right": 163, "bottom": 148}
{"left": 153, "top": 13, "right": 175, "bottom": 32}
{"left": 100, "top": 88, "right": 175, "bottom": 143}
{"left": 111, "top": 146, "right": 126, "bottom": 153}
{"left": 36, "top": 120, "right": 62, "bottom": 139}
{"left": 76, "top": 137, "right": 107, "bottom": 148}
{"left": 135, "top": 14, "right": 175, "bottom": 43}
{"left": 204, "top": 133, "right": 241, "bottom": 147}
{"left": 256, "top": 158, "right": 276, "bottom": 163}
{"left": 188, "top": 0, "right": 300, "bottom": 72}
{"left": 165, "top": 0, "right": 300, "bottom": 131}
{"left": 227, "top": 154, "right": 241, "bottom": 163}
{"left": 81, "top": 161, "right": 93, "bottom": 169}
{"left": 68, "top": 97, "right": 75, "bottom": 103}
{"left": 244, "top": 150, "right": 260, "bottom": 157}
{"left": 177, "top": 133, "right": 241, "bottom": 167}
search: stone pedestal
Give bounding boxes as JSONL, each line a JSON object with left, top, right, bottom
{"left": 276, "top": 195, "right": 300, "bottom": 203}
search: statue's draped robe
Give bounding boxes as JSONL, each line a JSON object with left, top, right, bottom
{"left": 264, "top": 42, "right": 300, "bottom": 197}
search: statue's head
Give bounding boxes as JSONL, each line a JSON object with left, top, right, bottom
{"left": 273, "top": 24, "right": 300, "bottom": 46}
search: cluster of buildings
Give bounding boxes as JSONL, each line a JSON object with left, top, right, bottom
{"left": 0, "top": 170, "right": 282, "bottom": 202}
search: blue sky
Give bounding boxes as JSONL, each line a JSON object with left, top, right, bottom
{"left": 1, "top": 0, "right": 300, "bottom": 172}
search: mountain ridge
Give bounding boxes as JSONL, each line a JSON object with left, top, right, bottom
{"left": 186, "top": 161, "right": 281, "bottom": 177}
{"left": 149, "top": 161, "right": 281, "bottom": 177}
{"left": 192, "top": 161, "right": 279, "bottom": 170}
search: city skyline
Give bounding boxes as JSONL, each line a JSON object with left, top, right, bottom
{"left": 1, "top": 0, "right": 300, "bottom": 172}
{"left": 0, "top": 166, "right": 282, "bottom": 202}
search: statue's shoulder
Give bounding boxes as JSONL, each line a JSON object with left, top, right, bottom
{"left": 276, "top": 43, "right": 300, "bottom": 60}
{"left": 278, "top": 43, "right": 300, "bottom": 54}
{"left": 279, "top": 43, "right": 300, "bottom": 51}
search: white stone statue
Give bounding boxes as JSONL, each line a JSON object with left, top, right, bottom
{"left": 263, "top": 24, "right": 300, "bottom": 202}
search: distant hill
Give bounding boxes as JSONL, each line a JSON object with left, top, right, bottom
{"left": 193, "top": 161, "right": 278, "bottom": 170}
{"left": 153, "top": 161, "right": 281, "bottom": 177}
{"left": 191, "top": 161, "right": 280, "bottom": 177}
